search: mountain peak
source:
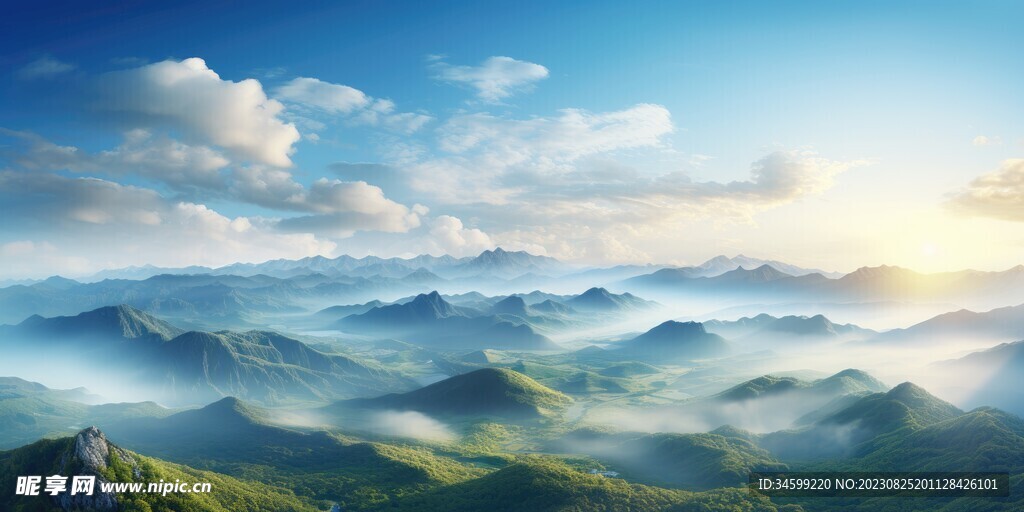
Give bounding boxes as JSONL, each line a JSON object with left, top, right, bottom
{"left": 408, "top": 291, "right": 459, "bottom": 316}
{"left": 579, "top": 286, "right": 611, "bottom": 297}
{"left": 16, "top": 304, "right": 183, "bottom": 342}
{"left": 492, "top": 295, "right": 529, "bottom": 316}
{"left": 355, "top": 368, "right": 571, "bottom": 418}
{"left": 886, "top": 381, "right": 937, "bottom": 402}
{"left": 650, "top": 320, "right": 707, "bottom": 335}
{"left": 567, "top": 287, "right": 652, "bottom": 312}
{"left": 716, "top": 264, "right": 792, "bottom": 282}
{"left": 624, "top": 320, "right": 730, "bottom": 361}
{"left": 74, "top": 426, "right": 112, "bottom": 471}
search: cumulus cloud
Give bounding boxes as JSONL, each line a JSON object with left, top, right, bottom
{"left": 1, "top": 128, "right": 229, "bottom": 191}
{"left": 96, "top": 58, "right": 300, "bottom": 167}
{"left": 948, "top": 159, "right": 1024, "bottom": 221}
{"left": 0, "top": 171, "right": 336, "bottom": 278}
{"left": 17, "top": 56, "right": 75, "bottom": 79}
{"left": 275, "top": 179, "right": 424, "bottom": 237}
{"left": 276, "top": 77, "right": 431, "bottom": 134}
{"left": 274, "top": 77, "right": 370, "bottom": 113}
{"left": 1, "top": 129, "right": 424, "bottom": 239}
{"left": 229, "top": 167, "right": 424, "bottom": 237}
{"left": 432, "top": 56, "right": 549, "bottom": 102}
{"left": 426, "top": 215, "right": 494, "bottom": 256}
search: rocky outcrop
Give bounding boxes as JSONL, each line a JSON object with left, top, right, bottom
{"left": 53, "top": 426, "right": 141, "bottom": 511}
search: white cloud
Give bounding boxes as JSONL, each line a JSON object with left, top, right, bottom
{"left": 17, "top": 56, "right": 75, "bottom": 79}
{"left": 228, "top": 167, "right": 424, "bottom": 236}
{"left": 426, "top": 215, "right": 494, "bottom": 256}
{"left": 96, "top": 58, "right": 300, "bottom": 167}
{"left": 438, "top": 104, "right": 673, "bottom": 160}
{"left": 948, "top": 159, "right": 1024, "bottom": 221}
{"left": 1, "top": 126, "right": 424, "bottom": 241}
{"left": 368, "top": 410, "right": 455, "bottom": 442}
{"left": 275, "top": 77, "right": 431, "bottom": 134}
{"left": 274, "top": 77, "right": 370, "bottom": 113}
{"left": 401, "top": 103, "right": 674, "bottom": 204}
{"left": 972, "top": 135, "right": 1002, "bottom": 146}
{"left": 0, "top": 172, "right": 337, "bottom": 278}
{"left": 276, "top": 179, "right": 423, "bottom": 238}
{"left": 432, "top": 56, "right": 549, "bottom": 102}
{"left": 2, "top": 128, "right": 229, "bottom": 191}
{"left": 415, "top": 149, "right": 863, "bottom": 264}
{"left": 353, "top": 99, "right": 433, "bottom": 134}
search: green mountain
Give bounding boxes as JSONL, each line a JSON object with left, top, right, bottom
{"left": 635, "top": 369, "right": 889, "bottom": 434}
{"left": 104, "top": 397, "right": 479, "bottom": 506}
{"left": 825, "top": 382, "right": 962, "bottom": 434}
{"left": 13, "top": 304, "right": 183, "bottom": 344}
{"left": 0, "top": 377, "right": 176, "bottom": 449}
{"left": 762, "top": 382, "right": 963, "bottom": 460}
{"left": 374, "top": 457, "right": 782, "bottom": 512}
{"left": 339, "top": 292, "right": 561, "bottom": 350}
{"left": 0, "top": 427, "right": 317, "bottom": 511}
{"left": 619, "top": 321, "right": 731, "bottom": 362}
{"left": 5, "top": 305, "right": 414, "bottom": 405}
{"left": 555, "top": 429, "right": 787, "bottom": 490}
{"left": 154, "top": 329, "right": 412, "bottom": 404}
{"left": 714, "top": 369, "right": 887, "bottom": 402}
{"left": 345, "top": 368, "right": 572, "bottom": 419}
{"left": 852, "top": 406, "right": 1024, "bottom": 472}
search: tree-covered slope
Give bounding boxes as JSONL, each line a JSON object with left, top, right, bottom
{"left": 0, "top": 427, "right": 317, "bottom": 512}
{"left": 345, "top": 368, "right": 572, "bottom": 419}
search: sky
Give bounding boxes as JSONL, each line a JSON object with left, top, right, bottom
{"left": 1, "top": 0, "right": 1022, "bottom": 279}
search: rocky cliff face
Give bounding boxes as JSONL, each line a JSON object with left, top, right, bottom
{"left": 54, "top": 426, "right": 142, "bottom": 511}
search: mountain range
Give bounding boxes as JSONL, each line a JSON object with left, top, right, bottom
{"left": 1, "top": 305, "right": 413, "bottom": 405}
{"left": 703, "top": 313, "right": 876, "bottom": 347}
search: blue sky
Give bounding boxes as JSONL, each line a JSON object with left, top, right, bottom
{"left": 1, "top": 0, "right": 1022, "bottom": 278}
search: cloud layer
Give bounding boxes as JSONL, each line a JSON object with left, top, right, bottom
{"left": 948, "top": 159, "right": 1024, "bottom": 221}
{"left": 432, "top": 56, "right": 549, "bottom": 102}
{"left": 0, "top": 172, "right": 337, "bottom": 278}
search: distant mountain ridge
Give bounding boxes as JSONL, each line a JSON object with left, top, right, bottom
{"left": 566, "top": 287, "right": 657, "bottom": 312}
{"left": 2, "top": 305, "right": 413, "bottom": 405}
{"left": 704, "top": 313, "right": 875, "bottom": 342}
{"left": 338, "top": 291, "right": 560, "bottom": 350}
{"left": 618, "top": 321, "right": 731, "bottom": 362}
